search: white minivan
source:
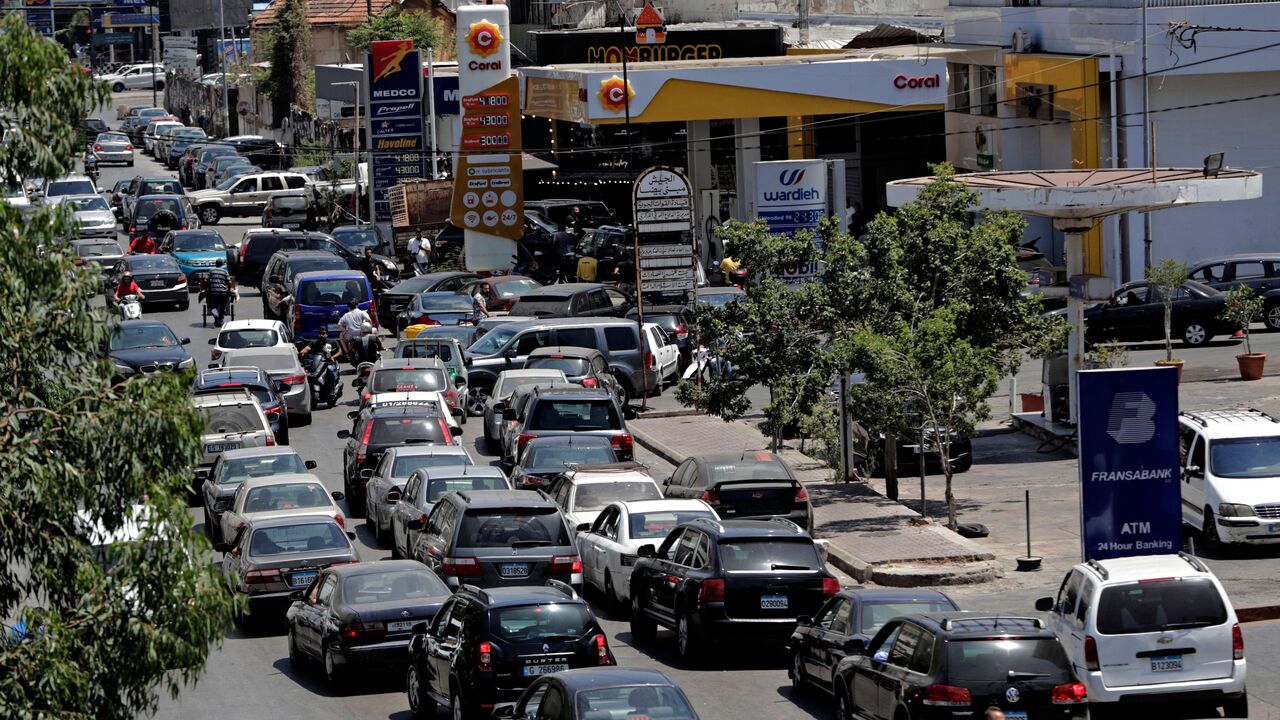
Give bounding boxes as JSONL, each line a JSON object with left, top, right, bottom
{"left": 1036, "top": 553, "right": 1247, "bottom": 716}
{"left": 1179, "top": 408, "right": 1280, "bottom": 546}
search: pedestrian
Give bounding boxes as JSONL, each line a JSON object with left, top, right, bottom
{"left": 198, "top": 110, "right": 209, "bottom": 134}
{"left": 407, "top": 229, "right": 431, "bottom": 275}
{"left": 470, "top": 285, "right": 491, "bottom": 325}
{"left": 565, "top": 205, "right": 584, "bottom": 236}
{"left": 181, "top": 104, "right": 192, "bottom": 126}
{"left": 200, "top": 258, "right": 235, "bottom": 327}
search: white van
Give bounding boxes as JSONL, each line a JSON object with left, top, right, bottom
{"left": 1179, "top": 408, "right": 1280, "bottom": 546}
{"left": 1036, "top": 553, "right": 1246, "bottom": 716}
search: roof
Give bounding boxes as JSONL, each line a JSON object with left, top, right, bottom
{"left": 192, "top": 389, "right": 257, "bottom": 406}
{"left": 238, "top": 472, "right": 323, "bottom": 490}
{"left": 1181, "top": 408, "right": 1280, "bottom": 439}
{"left": 220, "top": 319, "right": 285, "bottom": 331}
{"left": 196, "top": 366, "right": 270, "bottom": 384}
{"left": 695, "top": 451, "right": 787, "bottom": 466}
{"left": 372, "top": 357, "right": 447, "bottom": 370}
{"left": 244, "top": 512, "right": 343, "bottom": 530}
{"left": 219, "top": 445, "right": 300, "bottom": 461}
{"left": 384, "top": 444, "right": 469, "bottom": 458}
{"left": 695, "top": 517, "right": 810, "bottom": 538}
{"left": 522, "top": 282, "right": 605, "bottom": 295}
{"left": 544, "top": 667, "right": 679, "bottom": 690}
{"left": 523, "top": 434, "right": 613, "bottom": 448}
{"left": 450, "top": 489, "right": 553, "bottom": 508}
{"left": 294, "top": 269, "right": 368, "bottom": 281}
{"left": 615, "top": 498, "right": 713, "bottom": 514}
{"left": 840, "top": 588, "right": 956, "bottom": 604}
{"left": 1088, "top": 553, "right": 1209, "bottom": 583}
{"left": 528, "top": 345, "right": 605, "bottom": 358}
{"left": 328, "top": 559, "right": 432, "bottom": 577}
{"left": 911, "top": 611, "right": 1050, "bottom": 637}
{"left": 251, "top": 0, "right": 396, "bottom": 28}
{"left": 1191, "top": 254, "right": 1280, "bottom": 266}
{"left": 563, "top": 462, "right": 652, "bottom": 480}
{"left": 463, "top": 584, "right": 587, "bottom": 608}
{"left": 415, "top": 465, "right": 507, "bottom": 481}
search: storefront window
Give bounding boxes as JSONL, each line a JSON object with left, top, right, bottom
{"left": 948, "top": 63, "right": 971, "bottom": 113}
{"left": 977, "top": 65, "right": 999, "bottom": 116}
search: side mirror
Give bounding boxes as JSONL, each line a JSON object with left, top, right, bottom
{"left": 406, "top": 519, "right": 423, "bottom": 531}
{"left": 502, "top": 348, "right": 517, "bottom": 359}
{"left": 268, "top": 274, "right": 282, "bottom": 284}
{"left": 347, "top": 411, "right": 359, "bottom": 420}
{"left": 331, "top": 491, "right": 345, "bottom": 502}
{"left": 576, "top": 522, "right": 591, "bottom": 533}
{"left": 1035, "top": 596, "right": 1055, "bottom": 612}
{"left": 796, "top": 615, "right": 812, "bottom": 627}
{"left": 180, "top": 337, "right": 191, "bottom": 345}
{"left": 845, "top": 638, "right": 866, "bottom": 654}
{"left": 492, "top": 704, "right": 517, "bottom": 719}
{"left": 359, "top": 468, "right": 373, "bottom": 479}
{"left": 336, "top": 429, "right": 351, "bottom": 439}
{"left": 872, "top": 650, "right": 890, "bottom": 664}
{"left": 346, "top": 531, "right": 357, "bottom": 539}
{"left": 637, "top": 544, "right": 656, "bottom": 559}
{"left": 213, "top": 542, "right": 230, "bottom": 553}
{"left": 463, "top": 357, "right": 473, "bottom": 367}
{"left": 207, "top": 338, "right": 216, "bottom": 345}
{"left": 304, "top": 460, "right": 317, "bottom": 470}
{"left": 503, "top": 407, "right": 517, "bottom": 421}
{"left": 1186, "top": 464, "right": 1203, "bottom": 478}
{"left": 289, "top": 590, "right": 304, "bottom": 600}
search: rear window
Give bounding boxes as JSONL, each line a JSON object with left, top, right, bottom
{"left": 392, "top": 453, "right": 473, "bottom": 476}
{"left": 605, "top": 327, "right": 638, "bottom": 351}
{"left": 220, "top": 454, "right": 306, "bottom": 483}
{"left": 370, "top": 368, "right": 447, "bottom": 394}
{"left": 630, "top": 510, "right": 716, "bottom": 540}
{"left": 298, "top": 279, "right": 370, "bottom": 306}
{"left": 497, "top": 373, "right": 565, "bottom": 398}
{"left": 218, "top": 329, "right": 280, "bottom": 349}
{"left": 397, "top": 342, "right": 456, "bottom": 363}
{"left": 344, "top": 569, "right": 448, "bottom": 602}
{"left": 288, "top": 257, "right": 348, "bottom": 276}
{"left": 524, "top": 444, "right": 616, "bottom": 469}
{"left": 243, "top": 482, "right": 330, "bottom": 512}
{"left": 526, "top": 356, "right": 590, "bottom": 376}
{"left": 126, "top": 255, "right": 180, "bottom": 272}
{"left": 1096, "top": 578, "right": 1227, "bottom": 635}
{"left": 573, "top": 481, "right": 661, "bottom": 511}
{"left": 141, "top": 180, "right": 183, "bottom": 195}
{"left": 707, "top": 456, "right": 790, "bottom": 483}
{"left": 369, "top": 416, "right": 447, "bottom": 445}
{"left": 224, "top": 352, "right": 295, "bottom": 373}
{"left": 248, "top": 522, "right": 347, "bottom": 557}
{"left": 425, "top": 476, "right": 508, "bottom": 503}
{"left": 946, "top": 638, "right": 1071, "bottom": 682}
{"left": 134, "top": 198, "right": 181, "bottom": 220}
{"left": 422, "top": 294, "right": 477, "bottom": 312}
{"left": 272, "top": 196, "right": 309, "bottom": 210}
{"left": 718, "top": 539, "right": 821, "bottom": 571}
{"left": 529, "top": 400, "right": 620, "bottom": 431}
{"left": 456, "top": 507, "right": 571, "bottom": 548}
{"left": 490, "top": 603, "right": 592, "bottom": 643}
{"left": 493, "top": 278, "right": 541, "bottom": 298}
{"left": 512, "top": 298, "right": 567, "bottom": 315}
{"left": 173, "top": 232, "right": 224, "bottom": 252}
{"left": 861, "top": 601, "right": 957, "bottom": 634}
{"left": 77, "top": 242, "right": 119, "bottom": 257}
{"left": 47, "top": 180, "right": 95, "bottom": 196}
{"left": 201, "top": 405, "right": 263, "bottom": 434}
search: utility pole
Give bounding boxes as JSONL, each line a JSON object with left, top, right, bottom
{"left": 619, "top": 11, "right": 648, "bottom": 409}
{"left": 219, "top": 0, "right": 230, "bottom": 137}
{"left": 150, "top": 18, "right": 159, "bottom": 107}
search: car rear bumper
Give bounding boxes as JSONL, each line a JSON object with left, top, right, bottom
{"left": 96, "top": 151, "right": 133, "bottom": 164}
{"left": 139, "top": 286, "right": 188, "bottom": 305}
{"left": 717, "top": 507, "right": 813, "bottom": 532}
{"left": 243, "top": 590, "right": 297, "bottom": 617}
{"left": 1084, "top": 664, "right": 1246, "bottom": 704}
{"left": 79, "top": 225, "right": 117, "bottom": 238}
{"left": 329, "top": 638, "right": 412, "bottom": 668}
{"left": 698, "top": 614, "right": 801, "bottom": 643}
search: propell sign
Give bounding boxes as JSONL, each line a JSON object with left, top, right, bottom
{"left": 366, "top": 39, "right": 428, "bottom": 221}
{"left": 1078, "top": 367, "right": 1182, "bottom": 561}
{"left": 453, "top": 5, "right": 522, "bottom": 271}
{"left": 754, "top": 159, "right": 828, "bottom": 285}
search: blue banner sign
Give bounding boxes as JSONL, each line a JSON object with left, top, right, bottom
{"left": 366, "top": 39, "right": 427, "bottom": 222}
{"left": 1078, "top": 367, "right": 1182, "bottom": 561}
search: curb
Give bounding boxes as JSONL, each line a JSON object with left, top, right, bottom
{"left": 631, "top": 427, "right": 686, "bottom": 467}
{"left": 633, "top": 408, "right": 705, "bottom": 421}
{"left": 1237, "top": 604, "right": 1280, "bottom": 624}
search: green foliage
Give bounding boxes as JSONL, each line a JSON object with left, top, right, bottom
{"left": 0, "top": 17, "right": 234, "bottom": 719}
{"left": 1088, "top": 341, "right": 1130, "bottom": 369}
{"left": 1220, "top": 284, "right": 1265, "bottom": 355}
{"left": 347, "top": 6, "right": 445, "bottom": 52}
{"left": 1146, "top": 258, "right": 1189, "bottom": 362}
{"left": 265, "top": 0, "right": 313, "bottom": 126}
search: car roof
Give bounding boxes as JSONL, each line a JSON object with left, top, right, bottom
{"left": 414, "top": 465, "right": 507, "bottom": 481}
{"left": 695, "top": 451, "right": 787, "bottom": 466}
{"left": 838, "top": 588, "right": 956, "bottom": 604}
{"left": 372, "top": 358, "right": 447, "bottom": 370}
{"left": 561, "top": 462, "right": 652, "bottom": 482}
{"left": 448, "top": 489, "right": 554, "bottom": 508}
{"left": 516, "top": 384, "right": 609, "bottom": 401}
{"left": 524, "top": 434, "right": 613, "bottom": 448}
{"left": 528, "top": 346, "right": 603, "bottom": 358}
{"left": 551, "top": 667, "right": 678, "bottom": 690}
{"left": 1190, "top": 254, "right": 1280, "bottom": 266}
{"left": 327, "top": 559, "right": 431, "bottom": 578}
{"left": 196, "top": 367, "right": 269, "bottom": 385}
{"left": 366, "top": 402, "right": 444, "bottom": 417}
{"left": 219, "top": 319, "right": 284, "bottom": 332}
{"left": 683, "top": 517, "right": 810, "bottom": 539}
{"left": 295, "top": 269, "right": 368, "bottom": 281}
{"left": 219, "top": 446, "right": 300, "bottom": 461}
{"left": 275, "top": 250, "right": 341, "bottom": 260}
{"left": 238, "top": 472, "right": 324, "bottom": 490}
{"left": 244, "top": 513, "right": 342, "bottom": 531}
{"left": 192, "top": 389, "right": 258, "bottom": 406}
{"left": 615, "top": 498, "right": 713, "bottom": 514}
{"left": 1085, "top": 553, "right": 1210, "bottom": 583}
{"left": 463, "top": 584, "right": 587, "bottom": 608}
{"left": 521, "top": 283, "right": 603, "bottom": 296}
{"left": 116, "top": 318, "right": 174, "bottom": 330}
{"left": 498, "top": 369, "right": 570, "bottom": 379}
{"left": 908, "top": 611, "right": 1052, "bottom": 638}
{"left": 1179, "top": 408, "right": 1280, "bottom": 439}
{"left": 385, "top": 444, "right": 469, "bottom": 458}
{"left": 696, "top": 287, "right": 745, "bottom": 296}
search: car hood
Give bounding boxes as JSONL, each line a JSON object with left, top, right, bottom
{"left": 75, "top": 210, "right": 116, "bottom": 225}
{"left": 174, "top": 250, "right": 224, "bottom": 263}
{"left": 1213, "top": 480, "right": 1280, "bottom": 507}
{"left": 110, "top": 346, "right": 192, "bottom": 368}
{"left": 188, "top": 189, "right": 226, "bottom": 202}
{"left": 568, "top": 509, "right": 602, "bottom": 530}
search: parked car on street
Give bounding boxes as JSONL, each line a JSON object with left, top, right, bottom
{"left": 1179, "top": 408, "right": 1280, "bottom": 546}
{"left": 1075, "top": 279, "right": 1231, "bottom": 347}
{"left": 378, "top": 271, "right": 480, "bottom": 325}
{"left": 286, "top": 270, "right": 375, "bottom": 342}
{"left": 395, "top": 290, "right": 474, "bottom": 334}
{"left": 165, "top": 128, "right": 207, "bottom": 170}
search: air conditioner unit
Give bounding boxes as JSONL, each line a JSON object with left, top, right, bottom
{"left": 1011, "top": 28, "right": 1036, "bottom": 53}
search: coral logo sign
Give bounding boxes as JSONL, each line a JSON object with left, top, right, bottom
{"left": 466, "top": 20, "right": 503, "bottom": 58}
{"left": 894, "top": 74, "right": 940, "bottom": 89}
{"left": 598, "top": 75, "right": 634, "bottom": 114}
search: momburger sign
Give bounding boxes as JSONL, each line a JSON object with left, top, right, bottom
{"left": 531, "top": 25, "right": 783, "bottom": 65}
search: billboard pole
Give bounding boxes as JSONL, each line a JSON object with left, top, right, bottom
{"left": 619, "top": 11, "right": 646, "bottom": 410}
{"left": 427, "top": 46, "right": 438, "bottom": 179}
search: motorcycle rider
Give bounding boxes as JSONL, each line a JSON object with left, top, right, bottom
{"left": 127, "top": 232, "right": 157, "bottom": 255}
{"left": 114, "top": 272, "right": 145, "bottom": 304}
{"left": 299, "top": 326, "right": 344, "bottom": 362}
{"left": 337, "top": 300, "right": 372, "bottom": 363}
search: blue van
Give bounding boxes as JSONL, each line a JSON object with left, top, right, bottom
{"left": 287, "top": 270, "right": 376, "bottom": 340}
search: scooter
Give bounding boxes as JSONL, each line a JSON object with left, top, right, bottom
{"left": 682, "top": 344, "right": 737, "bottom": 382}
{"left": 84, "top": 152, "right": 99, "bottom": 183}
{"left": 346, "top": 322, "right": 383, "bottom": 368}
{"left": 303, "top": 343, "right": 342, "bottom": 408}
{"left": 118, "top": 294, "right": 142, "bottom": 321}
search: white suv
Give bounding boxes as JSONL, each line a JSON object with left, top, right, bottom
{"left": 543, "top": 462, "right": 663, "bottom": 532}
{"left": 1035, "top": 553, "right": 1246, "bottom": 716}
{"left": 1179, "top": 408, "right": 1280, "bottom": 546}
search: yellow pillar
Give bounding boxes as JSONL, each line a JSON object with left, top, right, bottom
{"left": 787, "top": 115, "right": 814, "bottom": 159}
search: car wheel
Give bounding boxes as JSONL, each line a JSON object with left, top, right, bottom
{"left": 835, "top": 686, "right": 853, "bottom": 720}
{"left": 1266, "top": 304, "right": 1280, "bottom": 331}
{"left": 629, "top": 591, "right": 655, "bottom": 641}
{"left": 614, "top": 376, "right": 631, "bottom": 407}
{"left": 791, "top": 651, "right": 806, "bottom": 693}
{"left": 676, "top": 609, "right": 701, "bottom": 662}
{"left": 323, "top": 644, "right": 345, "bottom": 686}
{"left": 294, "top": 412, "right": 311, "bottom": 427}
{"left": 604, "top": 572, "right": 624, "bottom": 615}
{"left": 178, "top": 301, "right": 189, "bottom": 311}
{"left": 407, "top": 664, "right": 436, "bottom": 718}
{"left": 199, "top": 205, "right": 220, "bottom": 224}
{"left": 1182, "top": 322, "right": 1210, "bottom": 347}
{"left": 375, "top": 515, "right": 390, "bottom": 548}
{"left": 466, "top": 387, "right": 488, "bottom": 417}
{"left": 1223, "top": 693, "right": 1249, "bottom": 718}
{"left": 112, "top": 82, "right": 124, "bottom": 92}
{"left": 451, "top": 686, "right": 471, "bottom": 720}
{"left": 1204, "top": 507, "right": 1223, "bottom": 548}
{"left": 287, "top": 626, "right": 304, "bottom": 666}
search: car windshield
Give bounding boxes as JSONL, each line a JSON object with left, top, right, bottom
{"left": 201, "top": 147, "right": 236, "bottom": 161}
{"left": 424, "top": 475, "right": 507, "bottom": 503}
{"left": 299, "top": 279, "right": 369, "bottom": 306}
{"left": 1209, "top": 436, "right": 1280, "bottom": 478}
{"left": 572, "top": 686, "right": 695, "bottom": 720}
{"left": 140, "top": 180, "right": 183, "bottom": 195}
{"left": 331, "top": 227, "right": 379, "bottom": 252}
{"left": 947, "top": 638, "right": 1072, "bottom": 682}
{"left": 707, "top": 455, "right": 790, "bottom": 483}
{"left": 218, "top": 328, "right": 279, "bottom": 349}
{"left": 126, "top": 255, "right": 179, "bottom": 272}
{"left": 456, "top": 507, "right": 570, "bottom": 548}
{"left": 421, "top": 325, "right": 477, "bottom": 346}
{"left": 861, "top": 601, "right": 957, "bottom": 634}
{"left": 421, "top": 294, "right": 474, "bottom": 312}
{"left": 1097, "top": 578, "right": 1227, "bottom": 635}
{"left": 220, "top": 454, "right": 306, "bottom": 483}
{"left": 527, "top": 356, "right": 590, "bottom": 376}
{"left": 698, "top": 291, "right": 745, "bottom": 308}
{"left": 174, "top": 129, "right": 206, "bottom": 141}
{"left": 243, "top": 482, "right": 329, "bottom": 513}
{"left": 77, "top": 241, "right": 119, "bottom": 257}
{"left": 492, "top": 278, "right": 541, "bottom": 298}
{"left": 468, "top": 326, "right": 517, "bottom": 356}
{"left": 525, "top": 211, "right": 560, "bottom": 233}
{"left": 573, "top": 481, "right": 661, "bottom": 511}
{"left": 47, "top": 179, "right": 95, "bottom": 196}
{"left": 174, "top": 232, "right": 224, "bottom": 252}
{"left": 290, "top": 257, "right": 348, "bottom": 275}
{"left": 272, "top": 195, "right": 309, "bottom": 210}
{"left": 371, "top": 368, "right": 447, "bottom": 393}
{"left": 369, "top": 416, "right": 447, "bottom": 445}
{"left": 491, "top": 603, "right": 592, "bottom": 643}
{"left": 200, "top": 405, "right": 263, "bottom": 434}
{"left": 134, "top": 198, "right": 181, "bottom": 221}
{"left": 630, "top": 510, "right": 716, "bottom": 540}
{"left": 344, "top": 569, "right": 448, "bottom": 602}
{"left": 525, "top": 444, "right": 616, "bottom": 470}
{"left": 392, "top": 453, "right": 473, "bottom": 477}
{"left": 718, "top": 540, "right": 821, "bottom": 571}
{"left": 396, "top": 341, "right": 456, "bottom": 363}
{"left": 109, "top": 324, "right": 179, "bottom": 350}
{"left": 248, "top": 522, "right": 347, "bottom": 557}
{"left": 215, "top": 175, "right": 243, "bottom": 191}
{"left": 498, "top": 373, "right": 566, "bottom": 398}
{"left": 66, "top": 196, "right": 109, "bottom": 211}
{"left": 530, "top": 400, "right": 620, "bottom": 431}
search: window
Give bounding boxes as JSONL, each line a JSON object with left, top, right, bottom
{"left": 690, "top": 533, "right": 711, "bottom": 569}
{"left": 315, "top": 574, "right": 338, "bottom": 606}
{"left": 947, "top": 639, "right": 1071, "bottom": 682}
{"left": 519, "top": 683, "right": 550, "bottom": 717}
{"left": 859, "top": 600, "right": 955, "bottom": 635}
{"left": 605, "top": 327, "right": 638, "bottom": 351}
{"left": 628, "top": 510, "right": 715, "bottom": 541}
{"left": 1190, "top": 436, "right": 1206, "bottom": 473}
{"left": 948, "top": 63, "right": 971, "bottom": 112}
{"left": 1178, "top": 424, "right": 1198, "bottom": 466}
{"left": 977, "top": 65, "right": 998, "bottom": 116}
{"left": 285, "top": 175, "right": 307, "bottom": 189}
{"left": 888, "top": 623, "right": 922, "bottom": 667}
{"left": 1060, "top": 571, "right": 1082, "bottom": 616}
{"left": 909, "top": 630, "right": 935, "bottom": 674}
{"left": 555, "top": 328, "right": 597, "bottom": 349}
{"left": 815, "top": 597, "right": 845, "bottom": 630}
{"left": 435, "top": 601, "right": 460, "bottom": 640}
{"left": 1208, "top": 436, "right": 1280, "bottom": 478}
{"left": 514, "top": 330, "right": 551, "bottom": 356}
{"left": 572, "top": 481, "right": 660, "bottom": 511}
{"left": 529, "top": 399, "right": 620, "bottom": 432}
{"left": 719, "top": 540, "right": 821, "bottom": 571}
{"left": 671, "top": 530, "right": 701, "bottom": 566}
{"left": 600, "top": 508, "right": 620, "bottom": 541}
{"left": 260, "top": 176, "right": 284, "bottom": 192}
{"left": 1117, "top": 285, "right": 1149, "bottom": 306}
{"left": 829, "top": 599, "right": 853, "bottom": 634}
{"left": 1194, "top": 263, "right": 1226, "bottom": 284}
{"left": 605, "top": 288, "right": 629, "bottom": 308}
{"left": 1232, "top": 261, "right": 1267, "bottom": 281}
{"left": 570, "top": 294, "right": 591, "bottom": 315}
{"left": 1075, "top": 580, "right": 1093, "bottom": 627}
{"left": 403, "top": 475, "right": 421, "bottom": 504}
{"left": 492, "top": 604, "right": 593, "bottom": 643}
{"left": 535, "top": 686, "right": 565, "bottom": 720}
{"left": 456, "top": 508, "right": 571, "bottom": 547}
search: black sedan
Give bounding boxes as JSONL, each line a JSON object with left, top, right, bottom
{"left": 107, "top": 319, "right": 193, "bottom": 377}
{"left": 377, "top": 271, "right": 479, "bottom": 324}
{"left": 510, "top": 434, "right": 618, "bottom": 490}
{"left": 1078, "top": 279, "right": 1232, "bottom": 347}
{"left": 396, "top": 291, "right": 474, "bottom": 333}
{"left": 105, "top": 254, "right": 190, "bottom": 311}
{"left": 789, "top": 589, "right": 958, "bottom": 697}
{"left": 495, "top": 667, "right": 700, "bottom": 720}
{"left": 285, "top": 560, "right": 451, "bottom": 685}
{"left": 659, "top": 451, "right": 813, "bottom": 532}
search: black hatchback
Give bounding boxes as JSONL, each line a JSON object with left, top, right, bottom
{"left": 832, "top": 613, "right": 1087, "bottom": 720}
{"left": 337, "top": 404, "right": 455, "bottom": 513}
{"left": 405, "top": 582, "right": 614, "bottom": 719}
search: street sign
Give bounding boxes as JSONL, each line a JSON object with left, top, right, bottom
{"left": 1077, "top": 367, "right": 1181, "bottom": 562}
{"left": 25, "top": 0, "right": 53, "bottom": 37}
{"left": 366, "top": 39, "right": 429, "bottom": 222}
{"left": 634, "top": 2, "right": 665, "bottom": 45}
{"left": 633, "top": 166, "right": 692, "bottom": 234}
{"left": 754, "top": 158, "right": 844, "bottom": 285}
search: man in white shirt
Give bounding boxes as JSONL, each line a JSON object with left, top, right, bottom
{"left": 407, "top": 230, "right": 431, "bottom": 275}
{"left": 337, "top": 300, "right": 371, "bottom": 362}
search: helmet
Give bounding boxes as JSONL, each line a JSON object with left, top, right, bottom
{"left": 122, "top": 272, "right": 133, "bottom": 280}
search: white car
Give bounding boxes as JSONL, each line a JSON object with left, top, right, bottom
{"left": 1179, "top": 408, "right": 1280, "bottom": 546}
{"left": 101, "top": 64, "right": 165, "bottom": 92}
{"left": 576, "top": 498, "right": 718, "bottom": 607}
{"left": 362, "top": 444, "right": 473, "bottom": 547}
{"left": 148, "top": 121, "right": 184, "bottom": 158}
{"left": 218, "top": 472, "right": 345, "bottom": 542}
{"left": 60, "top": 194, "right": 116, "bottom": 238}
{"left": 642, "top": 322, "right": 680, "bottom": 386}
{"left": 209, "top": 319, "right": 292, "bottom": 363}
{"left": 1036, "top": 553, "right": 1246, "bottom": 715}
{"left": 364, "top": 391, "right": 462, "bottom": 437}
{"left": 544, "top": 462, "right": 664, "bottom": 533}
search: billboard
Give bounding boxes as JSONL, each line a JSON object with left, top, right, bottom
{"left": 365, "top": 39, "right": 429, "bottom": 222}
{"left": 531, "top": 25, "right": 783, "bottom": 65}
{"left": 1077, "top": 367, "right": 1182, "bottom": 561}
{"left": 754, "top": 159, "right": 829, "bottom": 285}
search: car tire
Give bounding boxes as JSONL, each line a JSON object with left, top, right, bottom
{"left": 1181, "top": 322, "right": 1210, "bottom": 347}
{"left": 322, "top": 644, "right": 345, "bottom": 687}
{"left": 676, "top": 608, "right": 702, "bottom": 663}
{"left": 375, "top": 516, "right": 390, "bottom": 548}
{"left": 1223, "top": 693, "right": 1249, "bottom": 718}
{"left": 294, "top": 412, "right": 311, "bottom": 427}
{"left": 112, "top": 82, "right": 124, "bottom": 92}
{"left": 630, "top": 591, "right": 655, "bottom": 642}
{"left": 466, "top": 387, "right": 489, "bottom": 418}
{"left": 604, "top": 572, "right": 625, "bottom": 615}
{"left": 614, "top": 375, "right": 631, "bottom": 407}
{"left": 952, "top": 455, "right": 972, "bottom": 473}
{"left": 450, "top": 686, "right": 473, "bottom": 720}
{"left": 1203, "top": 507, "right": 1223, "bottom": 549}
{"left": 287, "top": 626, "right": 305, "bottom": 666}
{"left": 407, "top": 664, "right": 436, "bottom": 718}
{"left": 790, "top": 650, "right": 806, "bottom": 694}
{"left": 835, "top": 686, "right": 853, "bottom": 720}
{"left": 199, "top": 205, "right": 220, "bottom": 225}
{"left": 178, "top": 300, "right": 189, "bottom": 311}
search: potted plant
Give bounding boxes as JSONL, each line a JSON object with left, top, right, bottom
{"left": 1147, "top": 258, "right": 1190, "bottom": 383}
{"left": 1221, "top": 284, "right": 1266, "bottom": 380}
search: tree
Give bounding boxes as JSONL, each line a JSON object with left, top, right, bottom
{"left": 1220, "top": 284, "right": 1264, "bottom": 356}
{"left": 260, "top": 0, "right": 313, "bottom": 126}
{"left": 1146, "top": 258, "right": 1190, "bottom": 362}
{"left": 0, "top": 17, "right": 234, "bottom": 719}
{"left": 347, "top": 5, "right": 444, "bottom": 54}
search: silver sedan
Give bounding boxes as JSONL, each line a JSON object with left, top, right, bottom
{"left": 219, "top": 346, "right": 314, "bottom": 425}
{"left": 62, "top": 194, "right": 117, "bottom": 238}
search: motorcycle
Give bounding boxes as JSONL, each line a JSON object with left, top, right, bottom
{"left": 84, "top": 152, "right": 99, "bottom": 182}
{"left": 682, "top": 344, "right": 737, "bottom": 383}
{"left": 303, "top": 343, "right": 342, "bottom": 408}
{"left": 118, "top": 294, "right": 143, "bottom": 321}
{"left": 346, "top": 322, "right": 383, "bottom": 369}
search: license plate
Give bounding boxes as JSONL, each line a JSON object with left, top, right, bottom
{"left": 284, "top": 223, "right": 299, "bottom": 228}
{"left": 206, "top": 442, "right": 240, "bottom": 454}
{"left": 761, "top": 594, "right": 788, "bottom": 609}
{"left": 1005, "top": 712, "right": 1028, "bottom": 720}
{"left": 386, "top": 620, "right": 416, "bottom": 632}
{"left": 148, "top": 279, "right": 166, "bottom": 287}
{"left": 1151, "top": 655, "right": 1183, "bottom": 672}
{"left": 523, "top": 663, "right": 569, "bottom": 677}
{"left": 289, "top": 571, "right": 317, "bottom": 588}
{"left": 499, "top": 563, "right": 530, "bottom": 578}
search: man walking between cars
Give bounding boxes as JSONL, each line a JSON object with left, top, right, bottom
{"left": 407, "top": 230, "right": 431, "bottom": 275}
{"left": 201, "top": 259, "right": 234, "bottom": 327}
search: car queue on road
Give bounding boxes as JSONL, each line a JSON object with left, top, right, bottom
{"left": 40, "top": 98, "right": 1255, "bottom": 720}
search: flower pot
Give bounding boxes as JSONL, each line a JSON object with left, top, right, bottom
{"left": 1154, "top": 358, "right": 1184, "bottom": 383}
{"left": 1237, "top": 352, "right": 1266, "bottom": 381}
{"left": 1019, "top": 392, "right": 1044, "bottom": 414}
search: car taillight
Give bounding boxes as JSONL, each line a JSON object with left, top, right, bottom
{"left": 445, "top": 387, "right": 458, "bottom": 408}
{"left": 245, "top": 568, "right": 280, "bottom": 584}
{"left": 281, "top": 373, "right": 306, "bottom": 385}
{"left": 700, "top": 489, "right": 719, "bottom": 504}
{"left": 438, "top": 417, "right": 454, "bottom": 445}
{"left": 341, "top": 622, "right": 385, "bottom": 640}
{"left": 355, "top": 422, "right": 373, "bottom": 464}
{"left": 419, "top": 513, "right": 429, "bottom": 526}
{"left": 125, "top": 145, "right": 133, "bottom": 151}
{"left": 368, "top": 303, "right": 378, "bottom": 328}
{"left": 675, "top": 323, "right": 689, "bottom": 340}
{"left": 94, "top": 144, "right": 102, "bottom": 151}
{"left": 644, "top": 352, "right": 654, "bottom": 370}
{"left": 129, "top": 225, "right": 136, "bottom": 234}
{"left": 263, "top": 406, "right": 282, "bottom": 417}
{"left": 334, "top": 514, "right": 345, "bottom": 529}
{"left": 550, "top": 555, "right": 581, "bottom": 574}
{"left": 443, "top": 556, "right": 481, "bottom": 577}
{"left": 1233, "top": 623, "right": 1244, "bottom": 660}
{"left": 922, "top": 685, "right": 972, "bottom": 707}
{"left": 1051, "top": 682, "right": 1087, "bottom": 705}
{"left": 294, "top": 309, "right": 302, "bottom": 334}
{"left": 517, "top": 433, "right": 537, "bottom": 453}
{"left": 478, "top": 641, "right": 493, "bottom": 672}
{"left": 240, "top": 239, "right": 250, "bottom": 260}
{"left": 795, "top": 485, "right": 809, "bottom": 502}
{"left": 265, "top": 437, "right": 276, "bottom": 446}
{"left": 582, "top": 377, "right": 598, "bottom": 388}
{"left": 361, "top": 391, "right": 371, "bottom": 403}
{"left": 822, "top": 578, "right": 840, "bottom": 596}
{"left": 418, "top": 315, "right": 441, "bottom": 326}
{"left": 1084, "top": 635, "right": 1099, "bottom": 671}
{"left": 698, "top": 578, "right": 725, "bottom": 603}
{"left": 611, "top": 433, "right": 633, "bottom": 456}
{"left": 595, "top": 633, "right": 612, "bottom": 665}
{"left": 264, "top": 206, "right": 272, "bottom": 218}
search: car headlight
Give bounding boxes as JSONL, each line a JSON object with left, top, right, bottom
{"left": 178, "top": 357, "right": 195, "bottom": 370}
{"left": 1219, "top": 503, "right": 1255, "bottom": 518}
{"left": 113, "top": 362, "right": 135, "bottom": 375}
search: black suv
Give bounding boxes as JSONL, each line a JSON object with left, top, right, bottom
{"left": 337, "top": 403, "right": 456, "bottom": 515}
{"left": 629, "top": 517, "right": 838, "bottom": 662}
{"left": 832, "top": 613, "right": 1087, "bottom": 720}
{"left": 660, "top": 451, "right": 814, "bottom": 531}
{"left": 192, "top": 366, "right": 291, "bottom": 444}
{"left": 234, "top": 229, "right": 399, "bottom": 287}
{"left": 405, "top": 582, "right": 614, "bottom": 719}
{"left": 260, "top": 250, "right": 350, "bottom": 320}
{"left": 508, "top": 283, "right": 632, "bottom": 320}
{"left": 408, "top": 489, "right": 581, "bottom": 591}
{"left": 501, "top": 385, "right": 632, "bottom": 465}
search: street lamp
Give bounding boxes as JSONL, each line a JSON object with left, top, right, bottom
{"left": 334, "top": 80, "right": 362, "bottom": 223}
